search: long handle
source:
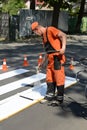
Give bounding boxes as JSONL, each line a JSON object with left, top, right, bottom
{"left": 46, "top": 50, "right": 60, "bottom": 54}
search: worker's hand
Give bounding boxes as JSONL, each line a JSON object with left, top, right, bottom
{"left": 38, "top": 62, "right": 43, "bottom": 71}
{"left": 38, "top": 62, "right": 43, "bottom": 68}
{"left": 59, "top": 48, "right": 65, "bottom": 54}
{"left": 36, "top": 65, "right": 41, "bottom": 73}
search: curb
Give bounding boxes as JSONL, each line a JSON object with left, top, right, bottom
{"left": 67, "top": 35, "right": 87, "bottom": 41}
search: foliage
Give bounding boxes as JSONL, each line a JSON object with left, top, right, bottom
{"left": 42, "top": 0, "right": 81, "bottom": 14}
{"left": 1, "top": 0, "right": 82, "bottom": 15}
{"left": 2, "top": 0, "right": 25, "bottom": 15}
{"left": 43, "top": 0, "right": 79, "bottom": 5}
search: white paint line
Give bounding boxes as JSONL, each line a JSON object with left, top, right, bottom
{"left": 18, "top": 83, "right": 47, "bottom": 100}
{"left": 0, "top": 94, "right": 33, "bottom": 121}
{"left": 0, "top": 83, "right": 46, "bottom": 105}
{"left": 0, "top": 73, "right": 46, "bottom": 95}
{"left": 0, "top": 76, "right": 77, "bottom": 121}
{"left": 65, "top": 76, "right": 77, "bottom": 88}
{"left": 20, "top": 77, "right": 77, "bottom": 100}
{"left": 0, "top": 83, "right": 46, "bottom": 121}
{"left": 0, "top": 69, "right": 29, "bottom": 81}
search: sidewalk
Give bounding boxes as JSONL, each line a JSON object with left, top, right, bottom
{"left": 67, "top": 35, "right": 87, "bottom": 41}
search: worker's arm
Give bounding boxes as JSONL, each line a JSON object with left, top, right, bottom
{"left": 57, "top": 31, "right": 67, "bottom": 54}
{"left": 38, "top": 54, "right": 48, "bottom": 69}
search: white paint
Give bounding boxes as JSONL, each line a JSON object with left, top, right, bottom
{"left": 0, "top": 69, "right": 29, "bottom": 81}
{"left": 20, "top": 76, "right": 77, "bottom": 100}
{"left": 65, "top": 76, "right": 77, "bottom": 88}
{"left": 0, "top": 94, "right": 33, "bottom": 121}
{"left": 0, "top": 76, "right": 77, "bottom": 121}
{"left": 0, "top": 73, "right": 46, "bottom": 95}
{"left": 19, "top": 82, "right": 47, "bottom": 100}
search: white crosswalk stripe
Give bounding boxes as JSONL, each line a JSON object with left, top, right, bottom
{"left": 0, "top": 68, "right": 29, "bottom": 81}
{"left": 0, "top": 68, "right": 77, "bottom": 121}
{"left": 0, "top": 72, "right": 46, "bottom": 95}
{"left": 0, "top": 68, "right": 46, "bottom": 121}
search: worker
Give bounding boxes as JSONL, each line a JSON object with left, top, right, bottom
{"left": 31, "top": 22, "right": 67, "bottom": 105}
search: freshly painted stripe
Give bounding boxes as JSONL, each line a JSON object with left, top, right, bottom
{"left": 65, "top": 76, "right": 77, "bottom": 88}
{"left": 0, "top": 83, "right": 46, "bottom": 121}
{"left": 0, "top": 82, "right": 46, "bottom": 105}
{"left": 19, "top": 76, "right": 77, "bottom": 100}
{"left": 0, "top": 73, "right": 46, "bottom": 95}
{"left": 0, "top": 69, "right": 29, "bottom": 80}
{"left": 0, "top": 94, "right": 33, "bottom": 121}
{"left": 0, "top": 76, "right": 77, "bottom": 121}
{"left": 0, "top": 76, "right": 76, "bottom": 105}
{"left": 19, "top": 83, "right": 47, "bottom": 100}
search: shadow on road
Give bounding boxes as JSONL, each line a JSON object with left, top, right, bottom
{"left": 56, "top": 100, "right": 87, "bottom": 120}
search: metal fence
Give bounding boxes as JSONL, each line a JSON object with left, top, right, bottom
{"left": 0, "top": 13, "right": 9, "bottom": 40}
{"left": 19, "top": 9, "right": 68, "bottom": 38}
{"left": 0, "top": 13, "right": 19, "bottom": 41}
{"left": 0, "top": 10, "right": 69, "bottom": 40}
{"left": 0, "top": 10, "right": 86, "bottom": 41}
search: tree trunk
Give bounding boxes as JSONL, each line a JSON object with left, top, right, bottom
{"left": 75, "top": 0, "right": 86, "bottom": 33}
{"left": 30, "top": 0, "right": 35, "bottom": 9}
{"left": 51, "top": 0, "right": 63, "bottom": 28}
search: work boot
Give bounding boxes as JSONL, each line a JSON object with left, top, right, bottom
{"left": 40, "top": 82, "right": 56, "bottom": 104}
{"left": 57, "top": 85, "right": 64, "bottom": 103}
{"left": 51, "top": 85, "right": 64, "bottom": 106}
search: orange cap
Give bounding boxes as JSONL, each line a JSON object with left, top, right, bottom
{"left": 31, "top": 22, "right": 39, "bottom": 31}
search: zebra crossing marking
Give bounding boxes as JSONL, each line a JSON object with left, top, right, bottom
{"left": 0, "top": 74, "right": 77, "bottom": 122}
{"left": 19, "top": 76, "right": 77, "bottom": 100}
{"left": 0, "top": 68, "right": 29, "bottom": 80}
{"left": 0, "top": 73, "right": 46, "bottom": 95}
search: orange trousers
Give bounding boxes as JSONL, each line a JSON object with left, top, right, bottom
{"left": 46, "top": 54, "right": 65, "bottom": 86}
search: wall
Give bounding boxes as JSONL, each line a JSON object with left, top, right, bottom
{"left": 19, "top": 9, "right": 68, "bottom": 38}
{"left": 0, "top": 13, "right": 9, "bottom": 39}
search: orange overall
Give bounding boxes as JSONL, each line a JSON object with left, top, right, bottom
{"left": 43, "top": 27, "right": 66, "bottom": 86}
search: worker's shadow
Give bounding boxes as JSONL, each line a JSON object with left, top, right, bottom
{"left": 61, "top": 101, "right": 87, "bottom": 120}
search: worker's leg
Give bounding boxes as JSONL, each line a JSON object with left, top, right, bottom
{"left": 54, "top": 66, "right": 65, "bottom": 105}
{"left": 45, "top": 82, "right": 56, "bottom": 101}
{"left": 45, "top": 67, "right": 56, "bottom": 101}
{"left": 56, "top": 85, "right": 64, "bottom": 104}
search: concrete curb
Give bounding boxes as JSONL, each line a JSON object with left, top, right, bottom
{"left": 67, "top": 35, "right": 87, "bottom": 41}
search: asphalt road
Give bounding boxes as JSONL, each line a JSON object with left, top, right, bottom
{"left": 0, "top": 35, "right": 87, "bottom": 130}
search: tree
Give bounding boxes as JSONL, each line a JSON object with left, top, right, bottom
{"left": 75, "top": 0, "right": 86, "bottom": 33}
{"left": 43, "top": 0, "right": 80, "bottom": 28}
{"left": 2, "top": 0, "right": 25, "bottom": 15}
{"left": 43, "top": 0, "right": 63, "bottom": 27}
{"left": 30, "top": 0, "right": 35, "bottom": 9}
